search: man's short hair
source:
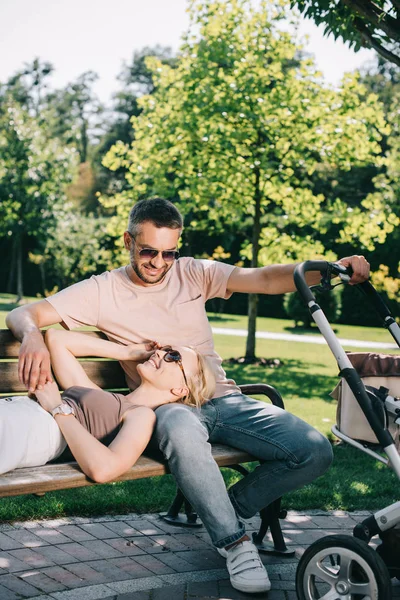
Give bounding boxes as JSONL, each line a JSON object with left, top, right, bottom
{"left": 128, "top": 198, "right": 184, "bottom": 236}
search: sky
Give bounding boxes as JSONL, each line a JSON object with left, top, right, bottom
{"left": 0, "top": 0, "right": 376, "bottom": 105}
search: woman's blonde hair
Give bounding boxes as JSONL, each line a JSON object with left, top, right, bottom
{"left": 182, "top": 350, "right": 216, "bottom": 409}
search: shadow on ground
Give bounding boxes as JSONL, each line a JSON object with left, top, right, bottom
{"left": 223, "top": 358, "right": 337, "bottom": 402}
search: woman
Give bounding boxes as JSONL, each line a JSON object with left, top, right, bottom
{"left": 0, "top": 329, "right": 215, "bottom": 480}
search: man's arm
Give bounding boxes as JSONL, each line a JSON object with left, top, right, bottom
{"left": 6, "top": 300, "right": 62, "bottom": 392}
{"left": 226, "top": 255, "right": 370, "bottom": 295}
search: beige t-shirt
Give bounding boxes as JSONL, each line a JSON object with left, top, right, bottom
{"left": 46, "top": 257, "right": 240, "bottom": 398}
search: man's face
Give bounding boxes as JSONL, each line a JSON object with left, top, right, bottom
{"left": 124, "top": 222, "right": 181, "bottom": 286}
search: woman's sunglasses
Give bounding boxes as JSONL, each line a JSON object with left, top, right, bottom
{"left": 128, "top": 233, "right": 179, "bottom": 262}
{"left": 160, "top": 346, "right": 188, "bottom": 388}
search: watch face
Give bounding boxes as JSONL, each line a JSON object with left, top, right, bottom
{"left": 53, "top": 403, "right": 74, "bottom": 416}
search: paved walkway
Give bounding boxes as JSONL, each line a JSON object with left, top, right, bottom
{"left": 211, "top": 327, "right": 398, "bottom": 350}
{"left": 0, "top": 511, "right": 399, "bottom": 599}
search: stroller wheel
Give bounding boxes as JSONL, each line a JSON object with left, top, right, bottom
{"left": 296, "top": 534, "right": 392, "bottom": 600}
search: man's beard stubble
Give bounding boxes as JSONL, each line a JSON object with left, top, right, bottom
{"left": 131, "top": 252, "right": 171, "bottom": 285}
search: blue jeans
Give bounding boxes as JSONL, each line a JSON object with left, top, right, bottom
{"left": 152, "top": 393, "right": 333, "bottom": 548}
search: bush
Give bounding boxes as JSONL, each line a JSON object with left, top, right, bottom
{"left": 284, "top": 286, "right": 342, "bottom": 328}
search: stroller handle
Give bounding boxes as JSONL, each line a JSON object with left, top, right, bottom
{"left": 293, "top": 260, "right": 351, "bottom": 306}
{"left": 294, "top": 261, "right": 399, "bottom": 344}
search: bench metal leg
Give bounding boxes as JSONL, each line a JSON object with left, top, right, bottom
{"left": 160, "top": 488, "right": 202, "bottom": 527}
{"left": 253, "top": 498, "right": 295, "bottom": 556}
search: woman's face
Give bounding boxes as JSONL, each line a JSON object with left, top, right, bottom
{"left": 137, "top": 345, "right": 198, "bottom": 394}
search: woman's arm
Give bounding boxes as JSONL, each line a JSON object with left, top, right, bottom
{"left": 35, "top": 381, "right": 156, "bottom": 483}
{"left": 45, "top": 329, "right": 154, "bottom": 390}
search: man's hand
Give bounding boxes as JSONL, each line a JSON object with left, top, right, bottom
{"left": 19, "top": 331, "right": 53, "bottom": 393}
{"left": 337, "top": 255, "right": 370, "bottom": 285}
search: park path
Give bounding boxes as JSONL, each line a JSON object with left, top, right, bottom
{"left": 0, "top": 510, "right": 399, "bottom": 599}
{"left": 212, "top": 327, "right": 398, "bottom": 350}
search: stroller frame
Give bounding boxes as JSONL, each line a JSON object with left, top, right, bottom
{"left": 294, "top": 261, "right": 400, "bottom": 598}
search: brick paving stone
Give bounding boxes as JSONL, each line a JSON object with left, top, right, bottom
{"left": 5, "top": 530, "right": 48, "bottom": 548}
{"left": 286, "top": 515, "right": 315, "bottom": 529}
{"left": 54, "top": 542, "right": 103, "bottom": 562}
{"left": 103, "top": 521, "right": 142, "bottom": 537}
{"left": 152, "top": 583, "right": 186, "bottom": 600}
{"left": 80, "top": 523, "right": 119, "bottom": 539}
{"left": 149, "top": 535, "right": 191, "bottom": 552}
{"left": 32, "top": 528, "right": 72, "bottom": 545}
{"left": 107, "top": 557, "right": 154, "bottom": 579}
{"left": 80, "top": 539, "right": 125, "bottom": 559}
{"left": 133, "top": 554, "right": 175, "bottom": 575}
{"left": 155, "top": 552, "right": 194, "bottom": 572}
{"left": 191, "top": 532, "right": 213, "bottom": 546}
{"left": 19, "top": 570, "right": 67, "bottom": 594}
{"left": 128, "top": 537, "right": 164, "bottom": 554}
{"left": 154, "top": 519, "right": 205, "bottom": 534}
{"left": 115, "top": 592, "right": 151, "bottom": 600}
{"left": 309, "top": 515, "right": 343, "bottom": 529}
{"left": 34, "top": 544, "right": 80, "bottom": 565}
{"left": 187, "top": 579, "right": 219, "bottom": 597}
{"left": 271, "top": 579, "right": 296, "bottom": 591}
{"left": 0, "top": 525, "right": 14, "bottom": 532}
{"left": 38, "top": 518, "right": 71, "bottom": 528}
{"left": 84, "top": 558, "right": 133, "bottom": 582}
{"left": 39, "top": 565, "right": 89, "bottom": 589}
{"left": 170, "top": 550, "right": 219, "bottom": 571}
{"left": 219, "top": 579, "right": 270, "bottom": 600}
{"left": 0, "top": 551, "right": 32, "bottom": 573}
{"left": 57, "top": 525, "right": 96, "bottom": 542}
{"left": 0, "top": 533, "right": 24, "bottom": 551}
{"left": 125, "top": 520, "right": 166, "bottom": 536}
{"left": 330, "top": 513, "right": 360, "bottom": 528}
{"left": 0, "top": 583, "right": 20, "bottom": 599}
{"left": 105, "top": 537, "right": 147, "bottom": 556}
{"left": 9, "top": 548, "right": 54, "bottom": 569}
{"left": 171, "top": 534, "right": 211, "bottom": 550}
{"left": 0, "top": 572, "right": 42, "bottom": 597}
{"left": 63, "top": 562, "right": 109, "bottom": 586}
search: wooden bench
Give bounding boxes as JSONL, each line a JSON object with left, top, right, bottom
{"left": 0, "top": 329, "right": 293, "bottom": 555}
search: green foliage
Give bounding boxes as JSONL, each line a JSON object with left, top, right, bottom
{"left": 104, "top": 0, "right": 393, "bottom": 264}
{"left": 284, "top": 286, "right": 342, "bottom": 327}
{"left": 292, "top": 1, "right": 400, "bottom": 68}
{"left": 31, "top": 213, "right": 116, "bottom": 292}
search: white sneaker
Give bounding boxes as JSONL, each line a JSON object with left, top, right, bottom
{"left": 218, "top": 540, "right": 271, "bottom": 593}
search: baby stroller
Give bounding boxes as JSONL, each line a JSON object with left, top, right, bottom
{"left": 293, "top": 261, "right": 400, "bottom": 600}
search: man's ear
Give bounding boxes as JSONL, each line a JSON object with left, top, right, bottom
{"left": 170, "top": 386, "right": 189, "bottom": 400}
{"left": 123, "top": 231, "right": 131, "bottom": 250}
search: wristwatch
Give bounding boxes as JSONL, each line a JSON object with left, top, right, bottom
{"left": 51, "top": 403, "right": 75, "bottom": 418}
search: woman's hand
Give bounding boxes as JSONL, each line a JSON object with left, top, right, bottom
{"left": 35, "top": 381, "right": 63, "bottom": 413}
{"left": 123, "top": 341, "right": 158, "bottom": 362}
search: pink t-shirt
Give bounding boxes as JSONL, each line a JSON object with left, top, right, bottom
{"left": 46, "top": 258, "right": 240, "bottom": 398}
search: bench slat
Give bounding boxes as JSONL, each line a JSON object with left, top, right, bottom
{"left": 0, "top": 361, "right": 127, "bottom": 393}
{"left": 0, "top": 445, "right": 254, "bottom": 498}
{"left": 0, "top": 330, "right": 109, "bottom": 359}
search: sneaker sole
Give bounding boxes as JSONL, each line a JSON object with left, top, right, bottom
{"left": 231, "top": 579, "right": 272, "bottom": 593}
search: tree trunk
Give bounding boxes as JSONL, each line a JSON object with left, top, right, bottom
{"left": 7, "top": 235, "right": 17, "bottom": 294}
{"left": 80, "top": 121, "right": 88, "bottom": 163}
{"left": 245, "top": 167, "right": 262, "bottom": 360}
{"left": 15, "top": 235, "right": 24, "bottom": 303}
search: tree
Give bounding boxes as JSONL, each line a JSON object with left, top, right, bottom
{"left": 1, "top": 58, "right": 54, "bottom": 117}
{"left": 104, "top": 0, "right": 395, "bottom": 359}
{"left": 46, "top": 71, "right": 103, "bottom": 163}
{"left": 292, "top": 1, "right": 400, "bottom": 68}
{"left": 0, "top": 103, "right": 77, "bottom": 301}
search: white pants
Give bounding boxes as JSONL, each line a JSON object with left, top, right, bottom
{"left": 0, "top": 396, "right": 67, "bottom": 475}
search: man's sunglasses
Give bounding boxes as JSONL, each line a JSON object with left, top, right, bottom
{"left": 128, "top": 233, "right": 179, "bottom": 262}
{"left": 160, "top": 345, "right": 188, "bottom": 388}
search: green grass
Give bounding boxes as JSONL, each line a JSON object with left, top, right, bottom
{"left": 1, "top": 293, "right": 399, "bottom": 521}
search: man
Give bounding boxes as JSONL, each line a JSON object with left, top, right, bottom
{"left": 7, "top": 198, "right": 370, "bottom": 594}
